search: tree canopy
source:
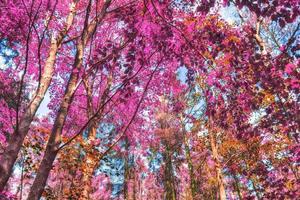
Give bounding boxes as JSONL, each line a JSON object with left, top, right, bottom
{"left": 0, "top": 0, "right": 299, "bottom": 199}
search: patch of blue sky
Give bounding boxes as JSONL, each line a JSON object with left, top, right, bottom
{"left": 36, "top": 90, "right": 51, "bottom": 117}
{"left": 98, "top": 155, "right": 125, "bottom": 197}
{"left": 0, "top": 40, "right": 18, "bottom": 69}
{"left": 176, "top": 65, "right": 188, "bottom": 84}
{"left": 219, "top": 4, "right": 243, "bottom": 25}
{"left": 248, "top": 108, "right": 266, "bottom": 126}
{"left": 148, "top": 150, "right": 163, "bottom": 172}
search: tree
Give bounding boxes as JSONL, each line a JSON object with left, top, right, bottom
{"left": 0, "top": 0, "right": 299, "bottom": 199}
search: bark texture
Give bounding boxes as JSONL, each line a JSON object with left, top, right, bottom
{"left": 209, "top": 129, "right": 226, "bottom": 200}
{"left": 163, "top": 145, "right": 177, "bottom": 200}
{"left": 79, "top": 75, "right": 112, "bottom": 199}
{"left": 26, "top": 1, "right": 111, "bottom": 199}
{"left": 0, "top": 3, "right": 77, "bottom": 190}
{"left": 27, "top": 30, "right": 85, "bottom": 200}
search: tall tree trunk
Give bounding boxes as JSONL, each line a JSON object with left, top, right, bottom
{"left": 132, "top": 166, "right": 136, "bottom": 200}
{"left": 27, "top": 40, "right": 84, "bottom": 200}
{"left": 26, "top": 1, "right": 111, "bottom": 198}
{"left": 184, "top": 136, "right": 197, "bottom": 199}
{"left": 79, "top": 77, "right": 97, "bottom": 200}
{"left": 182, "top": 127, "right": 197, "bottom": 199}
{"left": 0, "top": 3, "right": 77, "bottom": 190}
{"left": 163, "top": 145, "right": 176, "bottom": 200}
{"left": 250, "top": 177, "right": 261, "bottom": 200}
{"left": 123, "top": 139, "right": 130, "bottom": 200}
{"left": 79, "top": 126, "right": 97, "bottom": 200}
{"left": 72, "top": 1, "right": 113, "bottom": 196}
{"left": 123, "top": 138, "right": 136, "bottom": 200}
{"left": 233, "top": 173, "right": 242, "bottom": 200}
{"left": 79, "top": 75, "right": 112, "bottom": 200}
{"left": 243, "top": 159, "right": 261, "bottom": 200}
{"left": 209, "top": 127, "right": 226, "bottom": 200}
{"left": 124, "top": 165, "right": 136, "bottom": 200}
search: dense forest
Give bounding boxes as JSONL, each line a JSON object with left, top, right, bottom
{"left": 0, "top": 0, "right": 299, "bottom": 199}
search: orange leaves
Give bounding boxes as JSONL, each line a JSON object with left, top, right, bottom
{"left": 227, "top": 35, "right": 240, "bottom": 44}
{"left": 253, "top": 89, "right": 276, "bottom": 108}
{"left": 197, "top": 15, "right": 218, "bottom": 29}
{"left": 216, "top": 20, "right": 226, "bottom": 29}
{"left": 34, "top": 127, "right": 51, "bottom": 135}
{"left": 81, "top": 152, "right": 98, "bottom": 173}
{"left": 219, "top": 138, "right": 245, "bottom": 156}
{"left": 203, "top": 50, "right": 213, "bottom": 60}
{"left": 196, "top": 76, "right": 207, "bottom": 90}
{"left": 215, "top": 53, "right": 233, "bottom": 68}
{"left": 183, "top": 17, "right": 197, "bottom": 26}
{"left": 285, "top": 180, "right": 295, "bottom": 191}
{"left": 260, "top": 90, "right": 275, "bottom": 107}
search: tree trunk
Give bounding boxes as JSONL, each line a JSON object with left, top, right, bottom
{"left": 250, "top": 178, "right": 261, "bottom": 200}
{"left": 0, "top": 41, "right": 58, "bottom": 191}
{"left": 26, "top": 1, "right": 112, "bottom": 197}
{"left": 124, "top": 151, "right": 129, "bottom": 200}
{"left": 133, "top": 166, "right": 136, "bottom": 200}
{"left": 0, "top": 5, "right": 77, "bottom": 188}
{"left": 123, "top": 139, "right": 136, "bottom": 200}
{"left": 0, "top": 2, "right": 77, "bottom": 190}
{"left": 163, "top": 145, "right": 176, "bottom": 200}
{"left": 27, "top": 145, "right": 58, "bottom": 199}
{"left": 27, "top": 40, "right": 84, "bottom": 200}
{"left": 123, "top": 141, "right": 130, "bottom": 200}
{"left": 233, "top": 173, "right": 242, "bottom": 200}
{"left": 209, "top": 128, "right": 226, "bottom": 200}
{"left": 79, "top": 126, "right": 97, "bottom": 200}
{"left": 79, "top": 75, "right": 112, "bottom": 199}
{"left": 80, "top": 155, "right": 96, "bottom": 199}
{"left": 124, "top": 165, "right": 136, "bottom": 200}
{"left": 183, "top": 130, "right": 197, "bottom": 199}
